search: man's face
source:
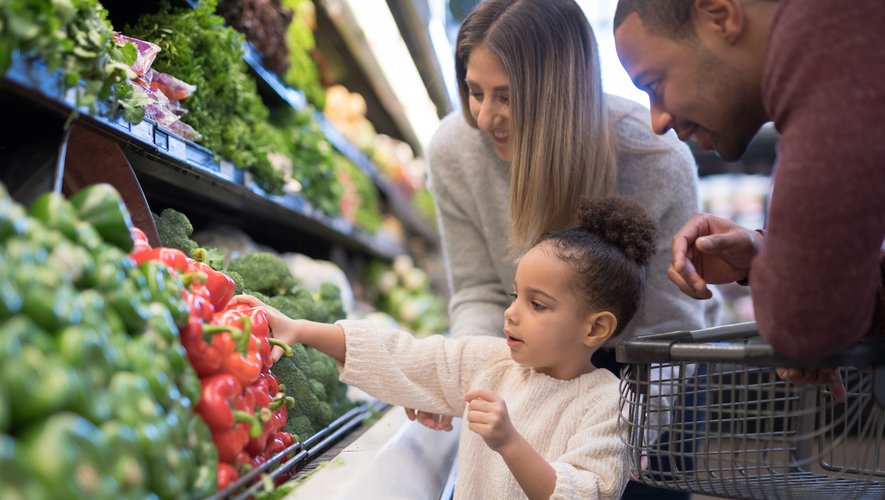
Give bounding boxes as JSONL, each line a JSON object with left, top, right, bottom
{"left": 615, "top": 12, "right": 765, "bottom": 161}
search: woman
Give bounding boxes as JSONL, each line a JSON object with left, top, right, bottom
{"left": 420, "top": 0, "right": 719, "bottom": 498}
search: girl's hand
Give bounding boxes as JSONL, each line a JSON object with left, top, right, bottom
{"left": 229, "top": 294, "right": 300, "bottom": 361}
{"left": 464, "top": 389, "right": 515, "bottom": 452}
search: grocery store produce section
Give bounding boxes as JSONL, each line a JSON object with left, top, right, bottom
{"left": 1, "top": 0, "right": 451, "bottom": 497}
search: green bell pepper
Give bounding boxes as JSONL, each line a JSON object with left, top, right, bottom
{"left": 126, "top": 338, "right": 180, "bottom": 411}
{"left": 68, "top": 183, "right": 134, "bottom": 252}
{"left": 57, "top": 324, "right": 117, "bottom": 423}
{"left": 21, "top": 282, "right": 84, "bottom": 332}
{"left": 0, "top": 434, "right": 48, "bottom": 500}
{"left": 186, "top": 413, "right": 219, "bottom": 498}
{"left": 17, "top": 413, "right": 116, "bottom": 498}
{"left": 108, "top": 371, "right": 165, "bottom": 427}
{"left": 0, "top": 254, "right": 22, "bottom": 321}
{"left": 0, "top": 316, "right": 82, "bottom": 425}
{"left": 28, "top": 191, "right": 79, "bottom": 241}
{"left": 139, "top": 260, "right": 189, "bottom": 328}
{"left": 0, "top": 200, "right": 30, "bottom": 242}
{"left": 0, "top": 384, "right": 8, "bottom": 434}
{"left": 47, "top": 242, "right": 96, "bottom": 289}
{"left": 106, "top": 279, "right": 150, "bottom": 334}
{"left": 84, "top": 244, "right": 130, "bottom": 292}
{"left": 100, "top": 420, "right": 149, "bottom": 498}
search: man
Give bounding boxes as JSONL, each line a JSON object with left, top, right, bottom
{"left": 613, "top": 0, "right": 885, "bottom": 360}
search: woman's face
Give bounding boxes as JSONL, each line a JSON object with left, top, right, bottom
{"left": 465, "top": 44, "right": 512, "bottom": 161}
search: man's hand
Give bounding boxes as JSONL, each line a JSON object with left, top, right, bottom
{"left": 669, "top": 213, "right": 763, "bottom": 299}
{"left": 775, "top": 367, "right": 847, "bottom": 402}
{"left": 404, "top": 408, "right": 454, "bottom": 432}
{"left": 464, "top": 389, "right": 515, "bottom": 452}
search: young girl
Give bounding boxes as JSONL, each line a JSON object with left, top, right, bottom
{"left": 233, "top": 196, "right": 657, "bottom": 500}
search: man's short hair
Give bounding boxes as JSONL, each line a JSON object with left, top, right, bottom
{"left": 613, "top": 0, "right": 696, "bottom": 38}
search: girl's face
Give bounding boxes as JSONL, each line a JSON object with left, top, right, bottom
{"left": 504, "top": 242, "right": 604, "bottom": 379}
{"left": 465, "top": 44, "right": 512, "bottom": 161}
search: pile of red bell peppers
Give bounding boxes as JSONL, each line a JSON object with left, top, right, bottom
{"left": 130, "top": 229, "right": 296, "bottom": 490}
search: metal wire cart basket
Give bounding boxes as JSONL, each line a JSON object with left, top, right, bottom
{"left": 616, "top": 322, "right": 885, "bottom": 499}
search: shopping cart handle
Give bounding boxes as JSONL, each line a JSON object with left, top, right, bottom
{"left": 616, "top": 321, "right": 885, "bottom": 369}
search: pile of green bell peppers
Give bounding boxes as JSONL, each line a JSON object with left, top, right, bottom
{"left": 0, "top": 182, "right": 217, "bottom": 499}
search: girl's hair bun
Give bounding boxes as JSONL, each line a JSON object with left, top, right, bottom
{"left": 577, "top": 196, "right": 658, "bottom": 266}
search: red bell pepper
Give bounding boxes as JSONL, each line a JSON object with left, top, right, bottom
{"left": 217, "top": 463, "right": 239, "bottom": 490}
{"left": 192, "top": 260, "right": 235, "bottom": 312}
{"left": 195, "top": 374, "right": 247, "bottom": 432}
{"left": 214, "top": 309, "right": 264, "bottom": 386}
{"left": 130, "top": 227, "right": 152, "bottom": 254}
{"left": 214, "top": 423, "right": 251, "bottom": 464}
{"left": 183, "top": 286, "right": 215, "bottom": 323}
{"left": 222, "top": 303, "right": 284, "bottom": 370}
{"left": 244, "top": 378, "right": 275, "bottom": 456}
{"left": 263, "top": 372, "right": 280, "bottom": 398}
{"left": 264, "top": 434, "right": 288, "bottom": 459}
{"left": 213, "top": 391, "right": 264, "bottom": 463}
{"left": 179, "top": 316, "right": 223, "bottom": 377}
{"left": 131, "top": 247, "right": 189, "bottom": 271}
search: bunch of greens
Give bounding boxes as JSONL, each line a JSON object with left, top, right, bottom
{"left": 281, "top": 0, "right": 325, "bottom": 109}
{"left": 217, "top": 0, "right": 292, "bottom": 77}
{"left": 126, "top": 0, "right": 286, "bottom": 195}
{"left": 334, "top": 154, "right": 382, "bottom": 234}
{"left": 0, "top": 0, "right": 148, "bottom": 123}
{"left": 268, "top": 107, "right": 342, "bottom": 217}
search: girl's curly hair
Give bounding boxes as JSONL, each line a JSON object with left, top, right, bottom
{"left": 539, "top": 196, "right": 658, "bottom": 337}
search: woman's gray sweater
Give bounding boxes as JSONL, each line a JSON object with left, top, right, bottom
{"left": 427, "top": 94, "right": 719, "bottom": 341}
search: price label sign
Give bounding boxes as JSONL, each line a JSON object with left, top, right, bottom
{"left": 131, "top": 121, "right": 154, "bottom": 143}
{"left": 168, "top": 136, "right": 187, "bottom": 159}
{"left": 220, "top": 160, "right": 236, "bottom": 180}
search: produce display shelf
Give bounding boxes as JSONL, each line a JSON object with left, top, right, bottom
{"left": 209, "top": 398, "right": 390, "bottom": 500}
{"left": 1, "top": 52, "right": 404, "bottom": 261}
{"left": 242, "top": 43, "right": 441, "bottom": 246}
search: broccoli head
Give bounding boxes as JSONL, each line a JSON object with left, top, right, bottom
{"left": 272, "top": 354, "right": 333, "bottom": 432}
{"left": 153, "top": 208, "right": 198, "bottom": 256}
{"left": 303, "top": 346, "right": 340, "bottom": 395}
{"left": 286, "top": 415, "right": 314, "bottom": 442}
{"left": 228, "top": 270, "right": 246, "bottom": 295}
{"left": 227, "top": 252, "right": 297, "bottom": 296}
{"left": 244, "top": 289, "right": 272, "bottom": 305}
{"left": 267, "top": 292, "right": 317, "bottom": 321}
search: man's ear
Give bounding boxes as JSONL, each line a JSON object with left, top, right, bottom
{"left": 583, "top": 311, "right": 617, "bottom": 348}
{"left": 694, "top": 0, "right": 745, "bottom": 44}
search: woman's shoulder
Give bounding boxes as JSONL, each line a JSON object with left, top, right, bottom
{"left": 429, "top": 111, "right": 485, "bottom": 156}
{"left": 607, "top": 94, "right": 688, "bottom": 157}
{"left": 427, "top": 111, "right": 502, "bottom": 185}
{"left": 608, "top": 95, "right": 695, "bottom": 175}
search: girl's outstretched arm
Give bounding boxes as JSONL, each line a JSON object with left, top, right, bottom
{"left": 229, "top": 295, "right": 346, "bottom": 364}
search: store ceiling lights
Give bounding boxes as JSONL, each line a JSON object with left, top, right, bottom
{"left": 321, "top": 0, "right": 441, "bottom": 154}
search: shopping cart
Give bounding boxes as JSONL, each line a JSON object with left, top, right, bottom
{"left": 616, "top": 322, "right": 885, "bottom": 499}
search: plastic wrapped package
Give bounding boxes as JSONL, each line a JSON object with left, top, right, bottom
{"left": 113, "top": 33, "right": 160, "bottom": 76}
{"left": 165, "top": 120, "right": 202, "bottom": 142}
{"left": 140, "top": 86, "right": 181, "bottom": 128}
{"left": 150, "top": 70, "right": 197, "bottom": 101}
